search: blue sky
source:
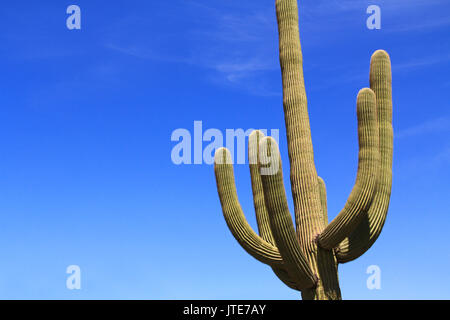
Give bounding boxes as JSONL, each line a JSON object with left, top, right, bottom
{"left": 0, "top": 0, "right": 449, "bottom": 299}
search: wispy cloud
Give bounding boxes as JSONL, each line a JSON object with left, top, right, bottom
{"left": 433, "top": 145, "right": 450, "bottom": 165}
{"left": 397, "top": 116, "right": 450, "bottom": 139}
{"left": 105, "top": 43, "right": 192, "bottom": 65}
{"left": 105, "top": 2, "right": 280, "bottom": 96}
{"left": 104, "top": 0, "right": 449, "bottom": 94}
{"left": 393, "top": 54, "right": 450, "bottom": 71}
{"left": 387, "top": 16, "right": 450, "bottom": 33}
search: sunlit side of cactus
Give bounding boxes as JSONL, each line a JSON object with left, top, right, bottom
{"left": 213, "top": 0, "right": 393, "bottom": 300}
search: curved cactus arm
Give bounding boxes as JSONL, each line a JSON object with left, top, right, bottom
{"left": 259, "top": 137, "right": 317, "bottom": 290}
{"left": 249, "top": 130, "right": 276, "bottom": 244}
{"left": 214, "top": 148, "right": 284, "bottom": 266}
{"left": 318, "top": 88, "right": 380, "bottom": 250}
{"left": 317, "top": 177, "right": 328, "bottom": 226}
{"left": 271, "top": 266, "right": 300, "bottom": 290}
{"left": 249, "top": 130, "right": 299, "bottom": 291}
{"left": 336, "top": 50, "right": 393, "bottom": 263}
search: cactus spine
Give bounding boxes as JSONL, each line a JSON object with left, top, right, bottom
{"left": 213, "top": 0, "right": 393, "bottom": 300}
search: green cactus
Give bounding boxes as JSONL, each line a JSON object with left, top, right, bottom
{"left": 213, "top": 0, "right": 393, "bottom": 300}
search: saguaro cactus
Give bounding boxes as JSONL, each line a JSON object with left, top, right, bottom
{"left": 213, "top": 0, "right": 393, "bottom": 300}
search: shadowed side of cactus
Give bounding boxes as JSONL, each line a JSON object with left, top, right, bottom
{"left": 213, "top": 0, "right": 393, "bottom": 300}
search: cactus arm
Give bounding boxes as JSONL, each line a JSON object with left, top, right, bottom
{"left": 259, "top": 137, "right": 317, "bottom": 290}
{"left": 249, "top": 130, "right": 300, "bottom": 289}
{"left": 271, "top": 267, "right": 300, "bottom": 290}
{"left": 214, "top": 148, "right": 284, "bottom": 266}
{"left": 317, "top": 88, "right": 380, "bottom": 250}
{"left": 276, "top": 0, "right": 323, "bottom": 243}
{"left": 249, "top": 130, "right": 300, "bottom": 291}
{"left": 336, "top": 50, "right": 393, "bottom": 263}
{"left": 317, "top": 177, "right": 328, "bottom": 226}
{"left": 249, "top": 130, "right": 276, "bottom": 244}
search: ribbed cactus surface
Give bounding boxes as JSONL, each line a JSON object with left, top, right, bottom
{"left": 213, "top": 0, "right": 393, "bottom": 300}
